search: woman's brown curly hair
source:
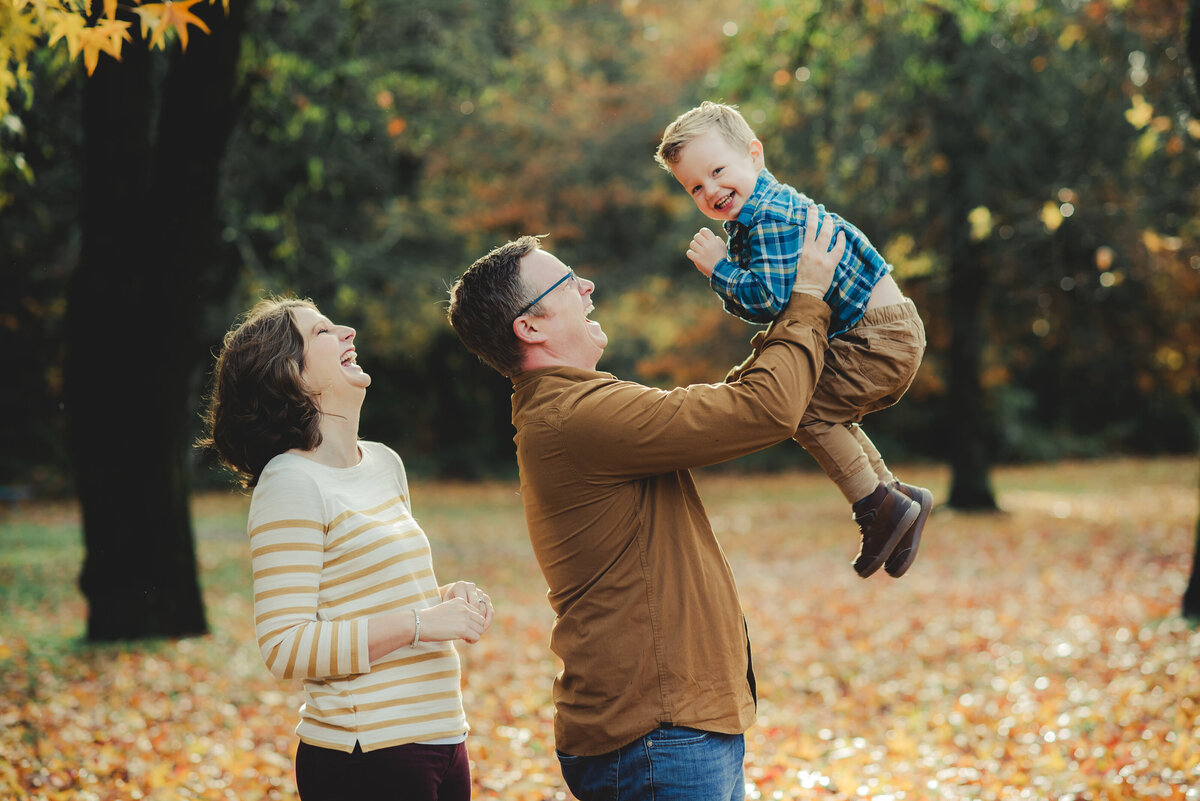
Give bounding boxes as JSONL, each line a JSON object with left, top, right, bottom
{"left": 197, "top": 297, "right": 323, "bottom": 488}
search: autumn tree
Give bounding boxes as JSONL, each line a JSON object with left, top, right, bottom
{"left": 68, "top": 0, "right": 244, "bottom": 640}
{"left": 0, "top": 0, "right": 246, "bottom": 640}
{"left": 3, "top": 0, "right": 1198, "bottom": 545}
{"left": 681, "top": 0, "right": 1200, "bottom": 508}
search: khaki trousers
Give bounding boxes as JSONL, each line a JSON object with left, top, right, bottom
{"left": 729, "top": 300, "right": 926, "bottom": 504}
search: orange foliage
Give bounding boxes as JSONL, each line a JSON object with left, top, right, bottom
{"left": 2, "top": 459, "right": 1198, "bottom": 799}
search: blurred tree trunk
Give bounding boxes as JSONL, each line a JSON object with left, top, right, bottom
{"left": 936, "top": 10, "right": 998, "bottom": 511}
{"left": 1186, "top": 466, "right": 1200, "bottom": 618}
{"left": 1182, "top": 0, "right": 1200, "bottom": 620}
{"left": 65, "top": 2, "right": 246, "bottom": 640}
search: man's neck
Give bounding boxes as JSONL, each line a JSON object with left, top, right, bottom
{"left": 520, "top": 347, "right": 600, "bottom": 373}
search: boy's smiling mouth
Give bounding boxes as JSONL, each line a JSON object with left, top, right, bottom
{"left": 713, "top": 191, "right": 735, "bottom": 212}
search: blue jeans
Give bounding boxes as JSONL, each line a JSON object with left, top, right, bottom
{"left": 557, "top": 726, "right": 745, "bottom": 801}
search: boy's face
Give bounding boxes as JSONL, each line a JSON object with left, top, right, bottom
{"left": 670, "top": 130, "right": 764, "bottom": 223}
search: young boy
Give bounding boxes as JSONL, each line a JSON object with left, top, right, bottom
{"left": 655, "top": 100, "right": 933, "bottom": 579}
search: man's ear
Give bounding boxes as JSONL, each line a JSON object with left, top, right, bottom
{"left": 513, "top": 315, "right": 548, "bottom": 345}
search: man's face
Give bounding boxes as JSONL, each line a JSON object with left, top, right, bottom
{"left": 670, "top": 129, "right": 764, "bottom": 223}
{"left": 518, "top": 249, "right": 608, "bottom": 369}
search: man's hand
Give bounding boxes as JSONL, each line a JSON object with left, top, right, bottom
{"left": 685, "top": 228, "right": 727, "bottom": 278}
{"left": 792, "top": 205, "right": 845, "bottom": 299}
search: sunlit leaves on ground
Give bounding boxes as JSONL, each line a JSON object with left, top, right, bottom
{"left": 1, "top": 458, "right": 1197, "bottom": 800}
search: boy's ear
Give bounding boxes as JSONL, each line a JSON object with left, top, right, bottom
{"left": 513, "top": 315, "right": 548, "bottom": 345}
{"left": 749, "top": 138, "right": 764, "bottom": 168}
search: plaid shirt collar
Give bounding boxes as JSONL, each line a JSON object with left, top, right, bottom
{"left": 723, "top": 168, "right": 777, "bottom": 237}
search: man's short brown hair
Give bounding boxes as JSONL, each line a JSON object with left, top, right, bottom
{"left": 447, "top": 235, "right": 543, "bottom": 377}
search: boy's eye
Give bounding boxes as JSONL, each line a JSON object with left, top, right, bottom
{"left": 713, "top": 166, "right": 724, "bottom": 176}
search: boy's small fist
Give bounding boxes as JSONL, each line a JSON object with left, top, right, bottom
{"left": 686, "top": 228, "right": 726, "bottom": 278}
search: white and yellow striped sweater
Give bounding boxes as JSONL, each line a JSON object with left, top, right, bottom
{"left": 247, "top": 441, "right": 467, "bottom": 752}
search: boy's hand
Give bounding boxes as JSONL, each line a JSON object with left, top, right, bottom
{"left": 792, "top": 205, "right": 844, "bottom": 299}
{"left": 686, "top": 228, "right": 727, "bottom": 278}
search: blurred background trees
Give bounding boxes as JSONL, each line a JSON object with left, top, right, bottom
{"left": 1, "top": 0, "right": 1197, "bottom": 630}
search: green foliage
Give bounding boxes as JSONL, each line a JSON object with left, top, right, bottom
{"left": 700, "top": 0, "right": 1200, "bottom": 462}
{"left": 2, "top": 0, "right": 1199, "bottom": 487}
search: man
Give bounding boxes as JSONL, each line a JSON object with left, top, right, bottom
{"left": 447, "top": 207, "right": 843, "bottom": 801}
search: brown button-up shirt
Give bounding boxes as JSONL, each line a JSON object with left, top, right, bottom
{"left": 511, "top": 295, "right": 830, "bottom": 756}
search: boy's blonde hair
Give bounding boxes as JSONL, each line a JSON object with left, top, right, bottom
{"left": 654, "top": 101, "right": 758, "bottom": 172}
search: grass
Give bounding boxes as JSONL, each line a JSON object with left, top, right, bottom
{"left": 1, "top": 456, "right": 1197, "bottom": 800}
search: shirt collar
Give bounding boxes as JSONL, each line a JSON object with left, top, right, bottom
{"left": 724, "top": 168, "right": 776, "bottom": 236}
{"left": 511, "top": 364, "right": 614, "bottom": 389}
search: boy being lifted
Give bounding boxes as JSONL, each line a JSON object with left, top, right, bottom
{"left": 656, "top": 100, "right": 933, "bottom": 579}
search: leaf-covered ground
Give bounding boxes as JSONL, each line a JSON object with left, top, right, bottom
{"left": 2, "top": 457, "right": 1197, "bottom": 800}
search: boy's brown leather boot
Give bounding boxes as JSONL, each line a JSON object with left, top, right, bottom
{"left": 884, "top": 482, "right": 934, "bottom": 578}
{"left": 852, "top": 483, "right": 920, "bottom": 578}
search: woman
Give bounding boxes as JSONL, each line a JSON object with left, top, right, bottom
{"left": 199, "top": 297, "right": 493, "bottom": 801}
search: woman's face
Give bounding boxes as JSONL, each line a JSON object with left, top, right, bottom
{"left": 291, "top": 305, "right": 371, "bottom": 400}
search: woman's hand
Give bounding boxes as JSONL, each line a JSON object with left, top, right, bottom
{"left": 443, "top": 580, "right": 494, "bottom": 636}
{"left": 367, "top": 584, "right": 493, "bottom": 662}
{"left": 419, "top": 597, "right": 488, "bottom": 644}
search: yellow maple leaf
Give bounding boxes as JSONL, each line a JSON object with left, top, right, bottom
{"left": 78, "top": 18, "right": 132, "bottom": 76}
{"left": 134, "top": 0, "right": 211, "bottom": 52}
{"left": 104, "top": 0, "right": 118, "bottom": 18}
{"left": 47, "top": 8, "right": 90, "bottom": 60}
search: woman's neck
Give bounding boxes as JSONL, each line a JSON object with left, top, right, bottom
{"left": 299, "top": 408, "right": 363, "bottom": 468}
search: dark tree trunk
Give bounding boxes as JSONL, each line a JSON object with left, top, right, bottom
{"left": 66, "top": 2, "right": 246, "bottom": 640}
{"left": 1182, "top": 0, "right": 1200, "bottom": 620}
{"left": 1185, "top": 467, "right": 1200, "bottom": 619}
{"left": 936, "top": 10, "right": 998, "bottom": 511}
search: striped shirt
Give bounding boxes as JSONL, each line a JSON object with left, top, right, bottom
{"left": 713, "top": 169, "right": 892, "bottom": 337}
{"left": 247, "top": 441, "right": 467, "bottom": 752}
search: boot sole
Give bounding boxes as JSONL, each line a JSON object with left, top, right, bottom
{"left": 885, "top": 485, "right": 933, "bottom": 578}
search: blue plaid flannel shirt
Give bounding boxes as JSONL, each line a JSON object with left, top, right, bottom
{"left": 711, "top": 169, "right": 892, "bottom": 338}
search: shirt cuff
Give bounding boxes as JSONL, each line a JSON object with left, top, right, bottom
{"left": 709, "top": 257, "right": 739, "bottom": 291}
{"left": 771, "top": 294, "right": 831, "bottom": 338}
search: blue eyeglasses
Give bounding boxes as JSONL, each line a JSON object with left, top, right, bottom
{"left": 514, "top": 269, "right": 576, "bottom": 319}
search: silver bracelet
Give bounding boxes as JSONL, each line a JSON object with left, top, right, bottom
{"left": 410, "top": 609, "right": 421, "bottom": 648}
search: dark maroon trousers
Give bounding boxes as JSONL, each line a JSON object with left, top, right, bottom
{"left": 295, "top": 740, "right": 470, "bottom": 801}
